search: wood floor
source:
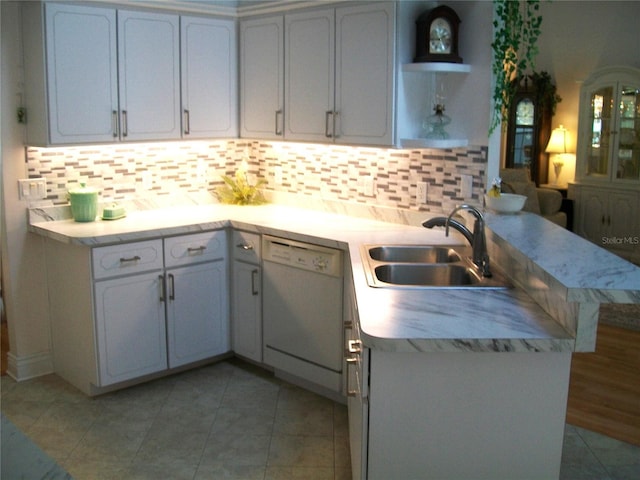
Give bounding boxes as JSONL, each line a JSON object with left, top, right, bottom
{"left": 566, "top": 322, "right": 640, "bottom": 446}
{"left": 1, "top": 321, "right": 639, "bottom": 446}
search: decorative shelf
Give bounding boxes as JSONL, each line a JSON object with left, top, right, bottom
{"left": 400, "top": 138, "right": 469, "bottom": 149}
{"left": 402, "top": 62, "right": 471, "bottom": 73}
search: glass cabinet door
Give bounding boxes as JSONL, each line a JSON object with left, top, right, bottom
{"left": 586, "top": 86, "right": 613, "bottom": 178}
{"left": 615, "top": 85, "right": 640, "bottom": 181}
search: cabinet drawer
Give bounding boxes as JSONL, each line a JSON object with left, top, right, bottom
{"left": 232, "top": 231, "right": 261, "bottom": 263}
{"left": 93, "top": 240, "right": 163, "bottom": 280}
{"left": 164, "top": 230, "right": 227, "bottom": 268}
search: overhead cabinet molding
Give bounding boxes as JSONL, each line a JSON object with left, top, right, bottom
{"left": 22, "top": 2, "right": 236, "bottom": 146}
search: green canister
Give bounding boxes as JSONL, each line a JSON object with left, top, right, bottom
{"left": 68, "top": 183, "right": 98, "bottom": 222}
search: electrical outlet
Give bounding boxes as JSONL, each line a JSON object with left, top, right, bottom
{"left": 460, "top": 174, "right": 473, "bottom": 198}
{"left": 363, "top": 176, "right": 375, "bottom": 197}
{"left": 416, "top": 181, "right": 428, "bottom": 204}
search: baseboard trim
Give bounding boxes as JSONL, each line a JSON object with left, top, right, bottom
{"left": 6, "top": 351, "right": 54, "bottom": 382}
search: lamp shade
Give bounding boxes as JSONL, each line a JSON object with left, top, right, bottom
{"left": 546, "top": 125, "right": 569, "bottom": 154}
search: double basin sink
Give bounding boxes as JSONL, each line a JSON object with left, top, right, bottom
{"left": 361, "top": 244, "right": 510, "bottom": 289}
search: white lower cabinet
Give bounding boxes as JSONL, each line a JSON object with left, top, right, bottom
{"left": 165, "top": 261, "right": 228, "bottom": 368}
{"left": 231, "top": 231, "right": 262, "bottom": 363}
{"left": 94, "top": 271, "right": 168, "bottom": 385}
{"left": 46, "top": 230, "right": 228, "bottom": 394}
{"left": 572, "top": 184, "right": 639, "bottom": 262}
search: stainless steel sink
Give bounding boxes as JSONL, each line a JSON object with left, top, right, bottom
{"left": 361, "top": 244, "right": 510, "bottom": 289}
{"left": 368, "top": 245, "right": 462, "bottom": 263}
{"left": 374, "top": 264, "right": 479, "bottom": 286}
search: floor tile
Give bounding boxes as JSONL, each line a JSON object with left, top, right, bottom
{"left": 3, "top": 359, "right": 640, "bottom": 480}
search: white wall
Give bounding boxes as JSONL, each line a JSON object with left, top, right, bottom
{"left": 1, "top": 1, "right": 53, "bottom": 380}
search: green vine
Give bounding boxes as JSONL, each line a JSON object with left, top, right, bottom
{"left": 530, "top": 71, "right": 562, "bottom": 116}
{"left": 491, "top": 0, "right": 543, "bottom": 134}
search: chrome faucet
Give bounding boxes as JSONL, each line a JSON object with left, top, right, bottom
{"left": 423, "top": 204, "right": 492, "bottom": 277}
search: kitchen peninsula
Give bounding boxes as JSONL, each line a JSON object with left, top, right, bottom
{"left": 29, "top": 202, "right": 640, "bottom": 479}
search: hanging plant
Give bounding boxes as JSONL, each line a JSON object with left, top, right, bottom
{"left": 530, "top": 70, "right": 562, "bottom": 116}
{"left": 490, "top": 0, "right": 543, "bottom": 134}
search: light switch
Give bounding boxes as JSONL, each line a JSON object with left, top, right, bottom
{"left": 18, "top": 178, "right": 46, "bottom": 201}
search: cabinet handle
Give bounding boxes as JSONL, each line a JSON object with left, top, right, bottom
{"left": 187, "top": 246, "right": 206, "bottom": 254}
{"left": 236, "top": 243, "right": 254, "bottom": 251}
{"left": 168, "top": 273, "right": 175, "bottom": 301}
{"left": 159, "top": 274, "right": 166, "bottom": 302}
{"left": 346, "top": 356, "right": 358, "bottom": 397}
{"left": 325, "top": 111, "right": 334, "bottom": 138}
{"left": 333, "top": 110, "right": 340, "bottom": 139}
{"left": 601, "top": 215, "right": 606, "bottom": 225}
{"left": 121, "top": 110, "right": 128, "bottom": 137}
{"left": 251, "top": 269, "right": 259, "bottom": 296}
{"left": 119, "top": 255, "right": 141, "bottom": 264}
{"left": 275, "top": 109, "right": 283, "bottom": 136}
{"left": 348, "top": 339, "right": 362, "bottom": 354}
{"left": 112, "top": 110, "right": 119, "bottom": 138}
{"left": 183, "top": 109, "right": 190, "bottom": 135}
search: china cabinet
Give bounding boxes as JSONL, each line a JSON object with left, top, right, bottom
{"left": 575, "top": 66, "right": 640, "bottom": 183}
{"left": 571, "top": 66, "right": 640, "bottom": 262}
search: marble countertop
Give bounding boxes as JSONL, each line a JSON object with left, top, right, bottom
{"left": 29, "top": 203, "right": 640, "bottom": 353}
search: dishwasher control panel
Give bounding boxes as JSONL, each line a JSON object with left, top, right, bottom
{"left": 262, "top": 235, "right": 343, "bottom": 277}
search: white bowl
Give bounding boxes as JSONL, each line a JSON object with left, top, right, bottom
{"left": 484, "top": 193, "right": 527, "bottom": 213}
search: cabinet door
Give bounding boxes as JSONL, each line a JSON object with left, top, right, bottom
{"left": 578, "top": 188, "right": 608, "bottom": 244}
{"left": 44, "top": 3, "right": 118, "bottom": 144}
{"left": 609, "top": 192, "right": 638, "bottom": 246}
{"left": 118, "top": 11, "right": 181, "bottom": 141}
{"left": 335, "top": 2, "right": 395, "bottom": 146}
{"left": 240, "top": 16, "right": 284, "bottom": 139}
{"left": 95, "top": 272, "right": 167, "bottom": 386}
{"left": 166, "top": 260, "right": 229, "bottom": 368}
{"left": 232, "top": 261, "right": 262, "bottom": 362}
{"left": 284, "top": 9, "right": 335, "bottom": 142}
{"left": 181, "top": 16, "right": 237, "bottom": 138}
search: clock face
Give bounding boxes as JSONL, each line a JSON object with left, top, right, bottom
{"left": 429, "top": 18, "right": 452, "bottom": 54}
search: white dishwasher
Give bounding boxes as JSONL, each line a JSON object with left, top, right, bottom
{"left": 262, "top": 235, "right": 344, "bottom": 393}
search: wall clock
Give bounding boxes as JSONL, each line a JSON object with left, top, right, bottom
{"left": 414, "top": 5, "right": 462, "bottom": 63}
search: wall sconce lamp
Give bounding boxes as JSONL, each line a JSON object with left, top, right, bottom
{"left": 545, "top": 125, "right": 572, "bottom": 185}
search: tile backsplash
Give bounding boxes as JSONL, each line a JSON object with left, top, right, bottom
{"left": 26, "top": 139, "right": 487, "bottom": 216}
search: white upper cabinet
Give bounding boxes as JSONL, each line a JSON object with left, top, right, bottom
{"left": 240, "top": 16, "right": 284, "bottom": 139}
{"left": 284, "top": 9, "right": 335, "bottom": 142}
{"left": 335, "top": 2, "right": 395, "bottom": 146}
{"left": 29, "top": 3, "right": 119, "bottom": 144}
{"left": 284, "top": 3, "right": 395, "bottom": 145}
{"left": 181, "top": 16, "right": 237, "bottom": 138}
{"left": 241, "top": 2, "right": 395, "bottom": 146}
{"left": 117, "top": 10, "right": 181, "bottom": 141}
